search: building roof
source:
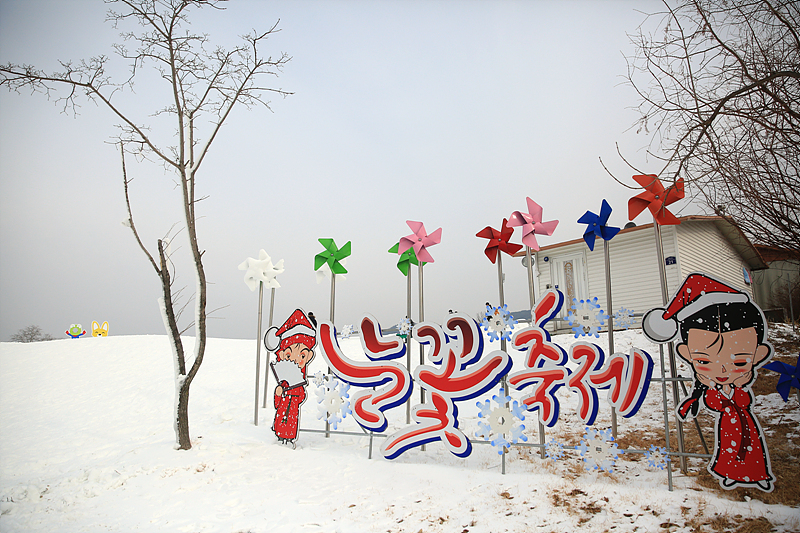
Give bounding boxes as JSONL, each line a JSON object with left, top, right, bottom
{"left": 513, "top": 215, "right": 768, "bottom": 270}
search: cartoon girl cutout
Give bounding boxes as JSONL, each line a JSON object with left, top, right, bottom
{"left": 264, "top": 309, "right": 317, "bottom": 448}
{"left": 642, "top": 273, "right": 775, "bottom": 492}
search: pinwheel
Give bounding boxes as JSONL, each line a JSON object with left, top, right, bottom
{"left": 578, "top": 200, "right": 620, "bottom": 252}
{"left": 315, "top": 238, "right": 351, "bottom": 275}
{"left": 508, "top": 197, "right": 559, "bottom": 251}
{"left": 239, "top": 249, "right": 284, "bottom": 426}
{"left": 476, "top": 218, "right": 523, "bottom": 264}
{"left": 628, "top": 174, "right": 685, "bottom": 226}
{"left": 314, "top": 238, "right": 351, "bottom": 325}
{"left": 764, "top": 355, "right": 800, "bottom": 403}
{"left": 398, "top": 220, "right": 441, "bottom": 264}
{"left": 388, "top": 242, "right": 425, "bottom": 276}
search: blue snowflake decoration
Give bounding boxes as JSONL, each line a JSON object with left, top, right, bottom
{"left": 644, "top": 445, "right": 670, "bottom": 470}
{"left": 476, "top": 387, "right": 527, "bottom": 454}
{"left": 567, "top": 297, "right": 609, "bottom": 338}
{"left": 613, "top": 307, "right": 636, "bottom": 330}
{"left": 314, "top": 375, "right": 352, "bottom": 430}
{"left": 481, "top": 304, "right": 518, "bottom": 342}
{"left": 576, "top": 427, "right": 622, "bottom": 472}
{"left": 340, "top": 324, "right": 355, "bottom": 339}
{"left": 396, "top": 317, "right": 413, "bottom": 339}
{"left": 544, "top": 437, "right": 565, "bottom": 461}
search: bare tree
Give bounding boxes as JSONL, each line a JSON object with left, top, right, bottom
{"left": 1, "top": 0, "right": 291, "bottom": 449}
{"left": 10, "top": 325, "right": 55, "bottom": 343}
{"left": 624, "top": 0, "right": 799, "bottom": 258}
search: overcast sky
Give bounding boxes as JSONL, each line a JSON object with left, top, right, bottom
{"left": 0, "top": 0, "right": 693, "bottom": 341}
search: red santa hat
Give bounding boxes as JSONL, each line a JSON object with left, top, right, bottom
{"left": 642, "top": 273, "right": 750, "bottom": 343}
{"left": 264, "top": 308, "right": 317, "bottom": 352}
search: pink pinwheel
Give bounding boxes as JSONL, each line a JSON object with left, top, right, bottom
{"left": 476, "top": 218, "right": 523, "bottom": 264}
{"left": 398, "top": 220, "right": 442, "bottom": 264}
{"left": 508, "top": 197, "right": 559, "bottom": 251}
{"left": 628, "top": 174, "right": 685, "bottom": 226}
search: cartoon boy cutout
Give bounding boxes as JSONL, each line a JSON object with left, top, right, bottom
{"left": 264, "top": 309, "right": 317, "bottom": 447}
{"left": 642, "top": 273, "right": 775, "bottom": 492}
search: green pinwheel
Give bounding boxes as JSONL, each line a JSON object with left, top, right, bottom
{"left": 388, "top": 242, "right": 426, "bottom": 276}
{"left": 314, "top": 238, "right": 351, "bottom": 275}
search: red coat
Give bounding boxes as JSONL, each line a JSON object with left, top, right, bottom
{"left": 704, "top": 387, "right": 772, "bottom": 485}
{"left": 273, "top": 382, "right": 306, "bottom": 440}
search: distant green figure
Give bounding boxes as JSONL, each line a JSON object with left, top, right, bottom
{"left": 66, "top": 324, "right": 86, "bottom": 339}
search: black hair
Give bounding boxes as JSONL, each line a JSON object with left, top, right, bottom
{"left": 677, "top": 301, "right": 767, "bottom": 417}
{"left": 678, "top": 301, "right": 766, "bottom": 344}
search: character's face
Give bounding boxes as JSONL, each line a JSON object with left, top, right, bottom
{"left": 677, "top": 327, "right": 770, "bottom": 387}
{"left": 69, "top": 324, "right": 82, "bottom": 335}
{"left": 277, "top": 342, "right": 315, "bottom": 369}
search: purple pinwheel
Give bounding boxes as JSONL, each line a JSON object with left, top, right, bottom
{"left": 763, "top": 355, "right": 800, "bottom": 403}
{"left": 398, "top": 220, "right": 442, "bottom": 263}
{"left": 578, "top": 199, "right": 621, "bottom": 251}
{"left": 508, "top": 197, "right": 559, "bottom": 251}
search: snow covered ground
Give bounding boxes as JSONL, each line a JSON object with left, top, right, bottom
{"left": 1, "top": 327, "right": 798, "bottom": 532}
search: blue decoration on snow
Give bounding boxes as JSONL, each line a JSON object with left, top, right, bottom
{"left": 481, "top": 304, "right": 517, "bottom": 342}
{"left": 763, "top": 354, "right": 800, "bottom": 402}
{"left": 475, "top": 387, "right": 527, "bottom": 454}
{"left": 567, "top": 297, "right": 609, "bottom": 338}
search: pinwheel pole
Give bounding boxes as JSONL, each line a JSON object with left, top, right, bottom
{"left": 388, "top": 242, "right": 421, "bottom": 424}
{"left": 628, "top": 174, "right": 699, "bottom": 474}
{"left": 314, "top": 238, "right": 351, "bottom": 437}
{"left": 261, "top": 287, "right": 277, "bottom": 408}
{"left": 509, "top": 198, "right": 558, "bottom": 459}
{"left": 238, "top": 250, "right": 284, "bottom": 426}
{"left": 398, "top": 220, "right": 441, "bottom": 441}
{"left": 578, "top": 199, "right": 622, "bottom": 437}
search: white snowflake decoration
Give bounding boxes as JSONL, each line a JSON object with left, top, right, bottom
{"left": 311, "top": 371, "right": 326, "bottom": 387}
{"left": 644, "top": 445, "right": 670, "bottom": 470}
{"left": 340, "top": 324, "right": 354, "bottom": 339}
{"left": 577, "top": 427, "right": 622, "bottom": 472}
{"left": 481, "top": 304, "right": 517, "bottom": 342}
{"left": 613, "top": 307, "right": 636, "bottom": 330}
{"left": 545, "top": 437, "right": 565, "bottom": 461}
{"left": 475, "top": 388, "right": 527, "bottom": 454}
{"left": 396, "top": 317, "right": 412, "bottom": 338}
{"left": 238, "top": 249, "right": 284, "bottom": 291}
{"left": 567, "top": 297, "right": 609, "bottom": 338}
{"left": 314, "top": 375, "right": 351, "bottom": 430}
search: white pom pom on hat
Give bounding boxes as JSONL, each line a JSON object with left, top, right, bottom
{"left": 264, "top": 326, "right": 281, "bottom": 352}
{"left": 642, "top": 307, "right": 679, "bottom": 343}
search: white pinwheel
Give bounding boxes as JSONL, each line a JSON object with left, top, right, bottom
{"left": 238, "top": 249, "right": 284, "bottom": 292}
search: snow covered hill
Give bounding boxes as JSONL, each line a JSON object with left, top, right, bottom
{"left": 1, "top": 330, "right": 798, "bottom": 532}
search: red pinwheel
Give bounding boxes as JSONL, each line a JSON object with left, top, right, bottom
{"left": 398, "top": 220, "right": 442, "bottom": 264}
{"left": 628, "top": 174, "right": 685, "bottom": 226}
{"left": 476, "top": 218, "right": 522, "bottom": 264}
{"left": 578, "top": 199, "right": 621, "bottom": 251}
{"left": 508, "top": 197, "right": 559, "bottom": 251}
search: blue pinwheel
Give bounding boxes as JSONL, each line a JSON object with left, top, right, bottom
{"left": 577, "top": 199, "right": 621, "bottom": 251}
{"left": 763, "top": 355, "right": 800, "bottom": 402}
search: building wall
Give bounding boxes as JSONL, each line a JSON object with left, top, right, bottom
{"left": 675, "top": 220, "right": 754, "bottom": 298}
{"left": 533, "top": 221, "right": 754, "bottom": 332}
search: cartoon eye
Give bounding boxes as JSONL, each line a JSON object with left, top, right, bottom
{"left": 733, "top": 360, "right": 749, "bottom": 367}
{"left": 694, "top": 358, "right": 711, "bottom": 365}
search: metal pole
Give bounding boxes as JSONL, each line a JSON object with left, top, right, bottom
{"left": 406, "top": 271, "right": 412, "bottom": 424}
{"left": 788, "top": 274, "right": 796, "bottom": 333}
{"left": 498, "top": 254, "right": 507, "bottom": 474}
{"left": 419, "top": 262, "right": 426, "bottom": 451}
{"left": 525, "top": 246, "right": 536, "bottom": 309}
{"left": 263, "top": 287, "right": 276, "bottom": 408}
{"left": 524, "top": 246, "right": 546, "bottom": 458}
{"left": 604, "top": 239, "right": 617, "bottom": 439}
{"left": 326, "top": 273, "right": 336, "bottom": 438}
{"left": 254, "top": 281, "right": 264, "bottom": 426}
{"left": 653, "top": 220, "right": 687, "bottom": 473}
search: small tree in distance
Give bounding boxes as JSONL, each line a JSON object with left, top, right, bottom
{"left": 10, "top": 325, "right": 55, "bottom": 343}
{"left": 0, "top": 0, "right": 291, "bottom": 450}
